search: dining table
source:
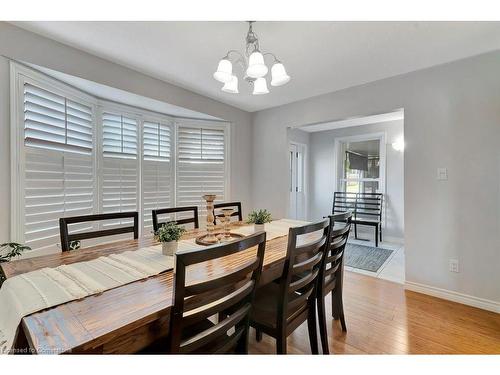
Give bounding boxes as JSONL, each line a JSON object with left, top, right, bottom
{"left": 0, "top": 221, "right": 299, "bottom": 354}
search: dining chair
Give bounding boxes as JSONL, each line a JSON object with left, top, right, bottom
{"left": 152, "top": 206, "right": 199, "bottom": 232}
{"left": 213, "top": 201, "right": 243, "bottom": 224}
{"left": 168, "top": 231, "right": 267, "bottom": 354}
{"left": 250, "top": 219, "right": 329, "bottom": 354}
{"left": 317, "top": 212, "right": 352, "bottom": 354}
{"left": 59, "top": 211, "right": 139, "bottom": 252}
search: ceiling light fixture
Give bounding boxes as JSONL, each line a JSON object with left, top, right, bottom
{"left": 213, "top": 21, "right": 291, "bottom": 95}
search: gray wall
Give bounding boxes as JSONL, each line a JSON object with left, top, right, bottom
{"left": 309, "top": 120, "right": 404, "bottom": 240}
{"left": 0, "top": 22, "right": 254, "bottom": 243}
{"left": 252, "top": 51, "right": 500, "bottom": 304}
{"left": 288, "top": 128, "right": 311, "bottom": 145}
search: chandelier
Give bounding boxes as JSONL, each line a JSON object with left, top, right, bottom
{"left": 213, "top": 21, "right": 291, "bottom": 95}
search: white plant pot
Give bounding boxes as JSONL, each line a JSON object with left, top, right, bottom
{"left": 254, "top": 224, "right": 265, "bottom": 232}
{"left": 162, "top": 241, "right": 178, "bottom": 256}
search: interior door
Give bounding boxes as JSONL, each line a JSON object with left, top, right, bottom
{"left": 289, "top": 143, "right": 305, "bottom": 220}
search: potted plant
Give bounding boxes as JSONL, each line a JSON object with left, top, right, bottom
{"left": 1, "top": 242, "right": 31, "bottom": 287}
{"left": 247, "top": 209, "right": 272, "bottom": 232}
{"left": 155, "top": 222, "right": 186, "bottom": 256}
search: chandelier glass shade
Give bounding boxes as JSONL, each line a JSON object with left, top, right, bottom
{"left": 213, "top": 58, "right": 233, "bottom": 83}
{"left": 222, "top": 75, "right": 239, "bottom": 93}
{"left": 270, "top": 62, "right": 290, "bottom": 86}
{"left": 253, "top": 77, "right": 269, "bottom": 95}
{"left": 246, "top": 51, "right": 268, "bottom": 78}
{"left": 213, "top": 22, "right": 290, "bottom": 95}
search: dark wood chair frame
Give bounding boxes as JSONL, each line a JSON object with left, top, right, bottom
{"left": 169, "top": 232, "right": 267, "bottom": 354}
{"left": 213, "top": 201, "right": 243, "bottom": 225}
{"left": 317, "top": 212, "right": 352, "bottom": 354}
{"left": 251, "top": 219, "right": 329, "bottom": 354}
{"left": 152, "top": 206, "right": 199, "bottom": 233}
{"left": 332, "top": 191, "right": 383, "bottom": 247}
{"left": 59, "top": 211, "right": 139, "bottom": 252}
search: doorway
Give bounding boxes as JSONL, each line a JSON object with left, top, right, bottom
{"left": 288, "top": 142, "right": 307, "bottom": 220}
{"left": 293, "top": 110, "right": 405, "bottom": 284}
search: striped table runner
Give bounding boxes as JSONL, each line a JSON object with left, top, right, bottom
{"left": 0, "top": 246, "right": 173, "bottom": 354}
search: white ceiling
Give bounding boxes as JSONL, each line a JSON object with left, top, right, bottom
{"left": 11, "top": 21, "right": 500, "bottom": 112}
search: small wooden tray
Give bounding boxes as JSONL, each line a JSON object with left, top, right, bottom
{"left": 195, "top": 232, "right": 245, "bottom": 246}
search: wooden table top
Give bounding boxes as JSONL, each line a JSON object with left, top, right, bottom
{"left": 1, "top": 223, "right": 291, "bottom": 354}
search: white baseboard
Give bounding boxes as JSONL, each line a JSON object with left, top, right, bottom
{"left": 405, "top": 281, "right": 500, "bottom": 314}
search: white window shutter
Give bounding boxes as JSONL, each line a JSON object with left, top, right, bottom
{"left": 24, "top": 83, "right": 93, "bottom": 154}
{"left": 176, "top": 124, "right": 226, "bottom": 224}
{"left": 101, "top": 111, "right": 139, "bottom": 228}
{"left": 142, "top": 121, "right": 173, "bottom": 231}
{"left": 102, "top": 112, "right": 138, "bottom": 158}
{"left": 24, "top": 147, "right": 94, "bottom": 251}
{"left": 22, "top": 80, "right": 95, "bottom": 252}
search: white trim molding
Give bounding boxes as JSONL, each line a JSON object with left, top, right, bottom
{"left": 405, "top": 281, "right": 500, "bottom": 314}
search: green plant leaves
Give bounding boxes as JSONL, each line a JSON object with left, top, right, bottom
{"left": 155, "top": 222, "right": 186, "bottom": 243}
{"left": 0, "top": 242, "right": 32, "bottom": 263}
{"left": 246, "top": 209, "right": 272, "bottom": 225}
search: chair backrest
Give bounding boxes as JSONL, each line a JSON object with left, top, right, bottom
{"left": 59, "top": 212, "right": 139, "bottom": 252}
{"left": 170, "top": 232, "right": 267, "bottom": 354}
{"left": 333, "top": 192, "right": 383, "bottom": 222}
{"left": 152, "top": 206, "right": 199, "bottom": 233}
{"left": 277, "top": 220, "right": 329, "bottom": 329}
{"left": 213, "top": 201, "right": 243, "bottom": 224}
{"left": 318, "top": 212, "right": 352, "bottom": 297}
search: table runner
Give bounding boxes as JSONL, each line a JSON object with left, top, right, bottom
{"left": 0, "top": 218, "right": 309, "bottom": 354}
{"left": 175, "top": 219, "right": 311, "bottom": 252}
{"left": 0, "top": 246, "right": 174, "bottom": 354}
{"left": 232, "top": 219, "right": 310, "bottom": 240}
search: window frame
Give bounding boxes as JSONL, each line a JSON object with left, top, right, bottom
{"left": 96, "top": 102, "right": 142, "bottom": 235}
{"left": 10, "top": 63, "right": 99, "bottom": 248}
{"left": 333, "top": 132, "right": 386, "bottom": 195}
{"left": 11, "top": 62, "right": 231, "bottom": 251}
{"left": 174, "top": 118, "right": 231, "bottom": 213}
{"left": 140, "top": 113, "right": 176, "bottom": 234}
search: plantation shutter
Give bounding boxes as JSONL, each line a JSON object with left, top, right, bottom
{"left": 102, "top": 113, "right": 138, "bottom": 157}
{"left": 176, "top": 124, "right": 227, "bottom": 223}
{"left": 24, "top": 148, "right": 95, "bottom": 250}
{"left": 101, "top": 112, "right": 139, "bottom": 228}
{"left": 24, "top": 83, "right": 93, "bottom": 154}
{"left": 142, "top": 120, "right": 173, "bottom": 231}
{"left": 22, "top": 81, "right": 95, "bottom": 251}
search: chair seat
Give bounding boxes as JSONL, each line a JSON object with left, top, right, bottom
{"left": 250, "top": 282, "right": 305, "bottom": 330}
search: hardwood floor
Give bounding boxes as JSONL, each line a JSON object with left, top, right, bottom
{"left": 248, "top": 271, "right": 500, "bottom": 354}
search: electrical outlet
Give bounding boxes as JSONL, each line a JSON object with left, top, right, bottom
{"left": 449, "top": 259, "right": 459, "bottom": 273}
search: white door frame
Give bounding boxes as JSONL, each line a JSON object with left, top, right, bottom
{"left": 288, "top": 141, "right": 308, "bottom": 220}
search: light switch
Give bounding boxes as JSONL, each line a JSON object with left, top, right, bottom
{"left": 437, "top": 167, "right": 448, "bottom": 181}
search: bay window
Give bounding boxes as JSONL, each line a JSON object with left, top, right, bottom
{"left": 11, "top": 63, "right": 229, "bottom": 254}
